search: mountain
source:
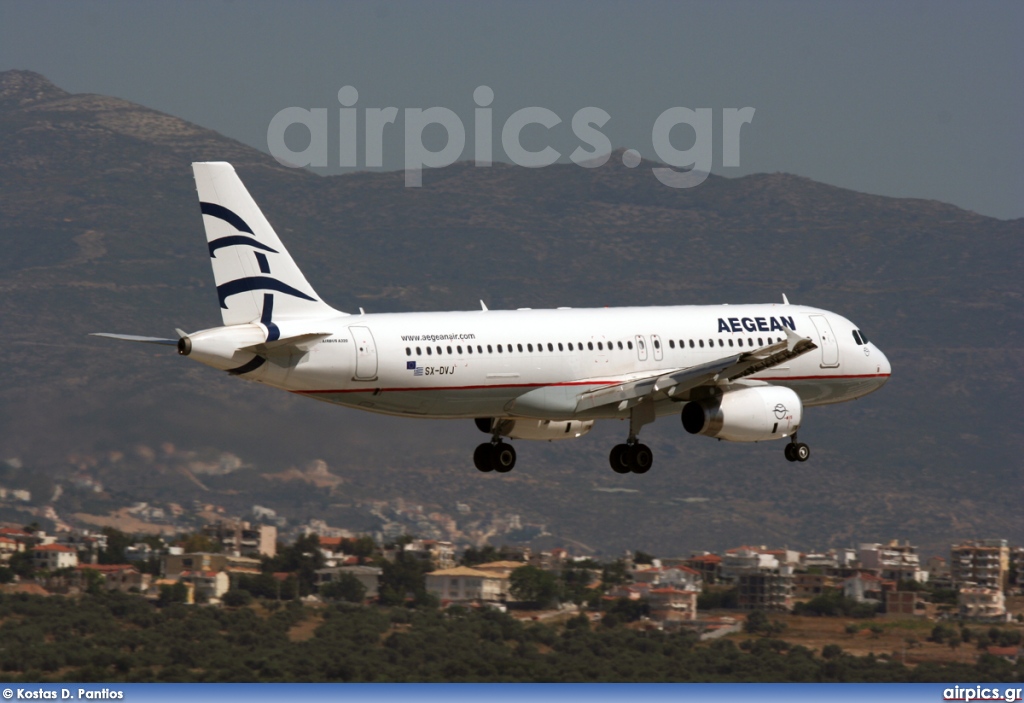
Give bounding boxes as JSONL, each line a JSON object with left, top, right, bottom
{"left": 1, "top": 70, "right": 1021, "bottom": 557}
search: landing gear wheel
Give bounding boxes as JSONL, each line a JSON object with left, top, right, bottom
{"left": 795, "top": 443, "right": 810, "bottom": 462}
{"left": 784, "top": 443, "right": 798, "bottom": 462}
{"left": 630, "top": 444, "right": 653, "bottom": 474}
{"left": 609, "top": 444, "right": 631, "bottom": 474}
{"left": 474, "top": 443, "right": 495, "bottom": 472}
{"left": 493, "top": 442, "right": 516, "bottom": 473}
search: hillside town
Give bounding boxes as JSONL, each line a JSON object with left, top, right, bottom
{"left": 2, "top": 516, "right": 1022, "bottom": 636}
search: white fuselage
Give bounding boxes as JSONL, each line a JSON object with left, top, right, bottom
{"left": 235, "top": 303, "right": 890, "bottom": 422}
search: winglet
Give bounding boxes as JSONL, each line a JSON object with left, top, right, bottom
{"left": 784, "top": 326, "right": 809, "bottom": 352}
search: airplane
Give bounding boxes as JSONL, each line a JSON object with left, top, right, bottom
{"left": 93, "top": 162, "right": 891, "bottom": 474}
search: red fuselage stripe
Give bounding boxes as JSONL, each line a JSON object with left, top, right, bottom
{"left": 294, "top": 373, "right": 890, "bottom": 395}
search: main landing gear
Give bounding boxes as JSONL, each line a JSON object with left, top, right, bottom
{"left": 609, "top": 442, "right": 653, "bottom": 474}
{"left": 474, "top": 441, "right": 516, "bottom": 473}
{"left": 784, "top": 435, "right": 811, "bottom": 462}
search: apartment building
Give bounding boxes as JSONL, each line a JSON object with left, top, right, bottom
{"left": 951, "top": 540, "right": 1010, "bottom": 591}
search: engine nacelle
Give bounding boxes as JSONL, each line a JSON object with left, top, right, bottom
{"left": 476, "top": 418, "right": 594, "bottom": 441}
{"left": 681, "top": 386, "right": 802, "bottom": 442}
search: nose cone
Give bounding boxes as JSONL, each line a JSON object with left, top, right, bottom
{"left": 873, "top": 344, "right": 892, "bottom": 381}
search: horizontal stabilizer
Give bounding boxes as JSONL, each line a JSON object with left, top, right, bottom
{"left": 90, "top": 333, "right": 178, "bottom": 347}
{"left": 240, "top": 332, "right": 331, "bottom": 356}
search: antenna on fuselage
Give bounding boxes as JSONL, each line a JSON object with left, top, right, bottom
{"left": 782, "top": 294, "right": 790, "bottom": 305}
{"left": 480, "top": 300, "right": 489, "bottom": 311}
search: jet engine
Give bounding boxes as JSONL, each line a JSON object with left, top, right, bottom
{"left": 475, "top": 418, "right": 594, "bottom": 441}
{"left": 681, "top": 386, "right": 802, "bottom": 442}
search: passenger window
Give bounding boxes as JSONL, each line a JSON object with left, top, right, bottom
{"left": 627, "top": 341, "right": 633, "bottom": 350}
{"left": 467, "top": 346, "right": 472, "bottom": 354}
{"left": 427, "top": 347, "right": 433, "bottom": 356}
{"left": 477, "top": 345, "right": 483, "bottom": 353}
{"left": 457, "top": 346, "right": 462, "bottom": 354}
{"left": 437, "top": 346, "right": 442, "bottom": 355}
{"left": 718, "top": 339, "right": 724, "bottom": 347}
{"left": 618, "top": 341, "right": 623, "bottom": 350}
{"left": 748, "top": 338, "right": 753, "bottom": 347}
{"left": 496, "top": 344, "right": 502, "bottom": 353}
{"left": 447, "top": 346, "right": 452, "bottom": 354}
{"left": 669, "top": 340, "right": 675, "bottom": 349}
{"left": 548, "top": 343, "right": 554, "bottom": 352}
{"left": 654, "top": 339, "right": 661, "bottom": 349}
{"left": 588, "top": 342, "right": 594, "bottom": 351}
{"left": 568, "top": 343, "right": 573, "bottom": 351}
{"left": 557, "top": 343, "right": 563, "bottom": 351}
{"left": 699, "top": 340, "right": 704, "bottom": 348}
{"left": 689, "top": 340, "right": 694, "bottom": 348}
{"left": 416, "top": 346, "right": 422, "bottom": 355}
{"left": 728, "top": 339, "right": 734, "bottom": 347}
{"left": 527, "top": 344, "right": 533, "bottom": 352}
{"left": 406, "top": 347, "right": 411, "bottom": 356}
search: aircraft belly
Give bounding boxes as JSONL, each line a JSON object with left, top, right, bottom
{"left": 777, "top": 377, "right": 886, "bottom": 407}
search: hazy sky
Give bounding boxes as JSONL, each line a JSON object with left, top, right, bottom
{"left": 2, "top": 0, "right": 1021, "bottom": 219}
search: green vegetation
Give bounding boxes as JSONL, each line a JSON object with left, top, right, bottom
{"left": 0, "top": 591, "right": 1020, "bottom": 682}
{"left": 792, "top": 589, "right": 881, "bottom": 618}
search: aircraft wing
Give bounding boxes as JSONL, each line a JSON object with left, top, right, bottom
{"left": 574, "top": 327, "right": 817, "bottom": 413}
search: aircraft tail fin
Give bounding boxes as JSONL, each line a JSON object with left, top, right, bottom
{"left": 192, "top": 162, "right": 344, "bottom": 329}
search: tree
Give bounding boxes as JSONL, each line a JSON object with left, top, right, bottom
{"left": 601, "top": 559, "right": 630, "bottom": 589}
{"left": 158, "top": 581, "right": 189, "bottom": 606}
{"left": 180, "top": 533, "right": 218, "bottom": 554}
{"left": 99, "top": 527, "right": 133, "bottom": 564}
{"left": 634, "top": 551, "right": 656, "bottom": 565}
{"left": 744, "top": 611, "right": 769, "bottom": 634}
{"left": 320, "top": 574, "right": 367, "bottom": 603}
{"left": 221, "top": 589, "right": 253, "bottom": 607}
{"left": 509, "top": 565, "right": 560, "bottom": 608}
{"left": 460, "top": 545, "right": 500, "bottom": 566}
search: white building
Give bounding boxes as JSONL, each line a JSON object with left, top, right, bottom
{"left": 33, "top": 543, "right": 78, "bottom": 571}
{"left": 426, "top": 566, "right": 509, "bottom": 604}
{"left": 958, "top": 587, "right": 1008, "bottom": 621}
{"left": 858, "top": 541, "right": 925, "bottom": 583}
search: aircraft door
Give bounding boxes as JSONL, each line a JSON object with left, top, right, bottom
{"left": 635, "top": 335, "right": 648, "bottom": 362}
{"left": 651, "top": 334, "right": 664, "bottom": 362}
{"left": 809, "top": 315, "right": 839, "bottom": 368}
{"left": 349, "top": 326, "right": 379, "bottom": 380}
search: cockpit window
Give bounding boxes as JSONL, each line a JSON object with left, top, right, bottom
{"left": 859, "top": 329, "right": 869, "bottom": 344}
{"left": 852, "top": 330, "right": 862, "bottom": 345}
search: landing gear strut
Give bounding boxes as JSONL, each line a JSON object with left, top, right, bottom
{"left": 609, "top": 402, "right": 656, "bottom": 474}
{"left": 784, "top": 435, "right": 810, "bottom": 462}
